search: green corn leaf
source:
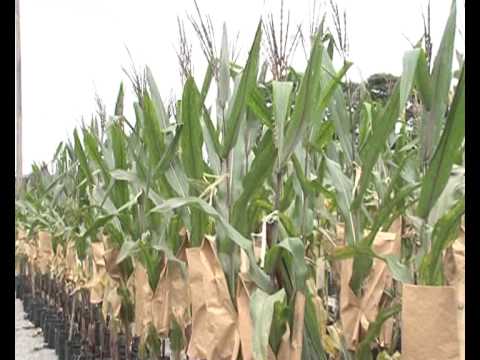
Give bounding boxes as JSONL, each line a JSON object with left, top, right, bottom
{"left": 109, "top": 123, "right": 129, "bottom": 206}
{"left": 325, "top": 156, "right": 358, "bottom": 245}
{"left": 156, "top": 125, "right": 183, "bottom": 174}
{"left": 231, "top": 130, "right": 277, "bottom": 235}
{"left": 82, "top": 129, "right": 110, "bottom": 184}
{"left": 222, "top": 21, "right": 262, "bottom": 158}
{"left": 142, "top": 93, "right": 166, "bottom": 166}
{"left": 200, "top": 62, "right": 214, "bottom": 103}
{"left": 304, "top": 288, "right": 328, "bottom": 359}
{"left": 146, "top": 66, "right": 169, "bottom": 129}
{"left": 428, "top": 165, "right": 464, "bottom": 225}
{"left": 247, "top": 86, "right": 273, "bottom": 128}
{"left": 420, "top": 0, "right": 457, "bottom": 162}
{"left": 272, "top": 81, "right": 294, "bottom": 167}
{"left": 180, "top": 77, "right": 208, "bottom": 246}
{"left": 73, "top": 129, "right": 94, "bottom": 185}
{"left": 352, "top": 82, "right": 400, "bottom": 210}
{"left": 414, "top": 49, "right": 432, "bottom": 110}
{"left": 400, "top": 49, "right": 421, "bottom": 113}
{"left": 356, "top": 304, "right": 401, "bottom": 360}
{"left": 417, "top": 64, "right": 464, "bottom": 219}
{"left": 264, "top": 237, "right": 307, "bottom": 291}
{"left": 117, "top": 240, "right": 140, "bottom": 264}
{"left": 320, "top": 48, "right": 354, "bottom": 166}
{"left": 280, "top": 33, "right": 323, "bottom": 166}
{"left": 250, "top": 289, "right": 286, "bottom": 360}
{"left": 419, "top": 197, "right": 464, "bottom": 285}
{"left": 309, "top": 120, "right": 335, "bottom": 154}
{"left": 316, "top": 61, "right": 352, "bottom": 113}
{"left": 384, "top": 255, "right": 413, "bottom": 284}
{"left": 114, "top": 82, "right": 124, "bottom": 116}
{"left": 218, "top": 23, "right": 231, "bottom": 111}
{"left": 180, "top": 77, "right": 205, "bottom": 180}
{"left": 361, "top": 183, "right": 420, "bottom": 249}
{"left": 358, "top": 103, "right": 373, "bottom": 149}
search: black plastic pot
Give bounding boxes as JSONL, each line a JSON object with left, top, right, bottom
{"left": 15, "top": 276, "right": 21, "bottom": 299}
{"left": 117, "top": 334, "right": 127, "bottom": 360}
{"left": 65, "top": 334, "right": 82, "bottom": 360}
{"left": 130, "top": 336, "right": 140, "bottom": 360}
{"left": 23, "top": 294, "right": 32, "bottom": 317}
{"left": 42, "top": 308, "right": 56, "bottom": 344}
{"left": 55, "top": 328, "right": 66, "bottom": 360}
{"left": 47, "top": 316, "right": 61, "bottom": 349}
{"left": 102, "top": 328, "right": 111, "bottom": 358}
{"left": 33, "top": 300, "right": 46, "bottom": 327}
{"left": 83, "top": 350, "right": 95, "bottom": 360}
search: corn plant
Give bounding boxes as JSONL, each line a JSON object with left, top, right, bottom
{"left": 15, "top": 1, "right": 464, "bottom": 359}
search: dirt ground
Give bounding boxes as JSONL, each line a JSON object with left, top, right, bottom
{"left": 15, "top": 298, "right": 57, "bottom": 360}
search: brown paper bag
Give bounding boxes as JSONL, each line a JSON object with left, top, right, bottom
{"left": 89, "top": 242, "right": 107, "bottom": 304}
{"left": 102, "top": 235, "right": 123, "bottom": 283}
{"left": 444, "top": 229, "right": 465, "bottom": 360}
{"left": 168, "top": 247, "right": 191, "bottom": 345}
{"left": 402, "top": 284, "right": 459, "bottom": 360}
{"left": 186, "top": 239, "right": 240, "bottom": 360}
{"left": 236, "top": 274, "right": 255, "bottom": 360}
{"left": 134, "top": 261, "right": 170, "bottom": 339}
{"left": 337, "top": 219, "right": 401, "bottom": 350}
{"left": 289, "top": 292, "right": 305, "bottom": 360}
{"left": 276, "top": 324, "right": 292, "bottom": 360}
{"left": 38, "top": 231, "right": 53, "bottom": 275}
{"left": 134, "top": 261, "right": 147, "bottom": 338}
{"left": 65, "top": 241, "right": 77, "bottom": 281}
{"left": 51, "top": 244, "right": 65, "bottom": 278}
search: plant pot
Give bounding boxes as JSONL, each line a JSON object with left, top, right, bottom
{"left": 55, "top": 328, "right": 66, "bottom": 360}
{"left": 402, "top": 284, "right": 460, "bottom": 360}
{"left": 117, "top": 334, "right": 127, "bottom": 360}
{"left": 66, "top": 334, "right": 82, "bottom": 360}
{"left": 47, "top": 317, "right": 60, "bottom": 349}
{"left": 15, "top": 276, "right": 21, "bottom": 299}
{"left": 23, "top": 294, "right": 32, "bottom": 316}
{"left": 102, "top": 328, "right": 111, "bottom": 358}
{"left": 130, "top": 336, "right": 140, "bottom": 360}
{"left": 33, "top": 301, "right": 45, "bottom": 327}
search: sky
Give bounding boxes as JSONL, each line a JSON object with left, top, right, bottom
{"left": 15, "top": 0, "right": 465, "bottom": 175}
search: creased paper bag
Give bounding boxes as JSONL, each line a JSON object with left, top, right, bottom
{"left": 337, "top": 218, "right": 401, "bottom": 350}
{"left": 444, "top": 228, "right": 465, "bottom": 360}
{"left": 168, "top": 247, "right": 191, "bottom": 347}
{"left": 38, "top": 231, "right": 53, "bottom": 275}
{"left": 236, "top": 274, "right": 254, "bottom": 360}
{"left": 89, "top": 242, "right": 107, "bottom": 304}
{"left": 402, "top": 284, "right": 459, "bottom": 360}
{"left": 134, "top": 261, "right": 170, "bottom": 340}
{"left": 186, "top": 239, "right": 240, "bottom": 360}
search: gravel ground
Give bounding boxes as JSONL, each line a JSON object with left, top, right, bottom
{"left": 15, "top": 298, "right": 57, "bottom": 360}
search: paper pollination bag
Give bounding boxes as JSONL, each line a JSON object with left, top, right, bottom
{"left": 88, "top": 242, "right": 107, "bottom": 304}
{"left": 167, "top": 247, "right": 191, "bottom": 339}
{"left": 132, "top": 245, "right": 191, "bottom": 352}
{"left": 443, "top": 228, "right": 465, "bottom": 360}
{"left": 133, "top": 260, "right": 170, "bottom": 340}
{"left": 185, "top": 238, "right": 240, "bottom": 360}
{"left": 401, "top": 284, "right": 459, "bottom": 360}
{"left": 336, "top": 218, "right": 402, "bottom": 350}
{"left": 37, "top": 230, "right": 54, "bottom": 275}
{"left": 402, "top": 228, "right": 465, "bottom": 360}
